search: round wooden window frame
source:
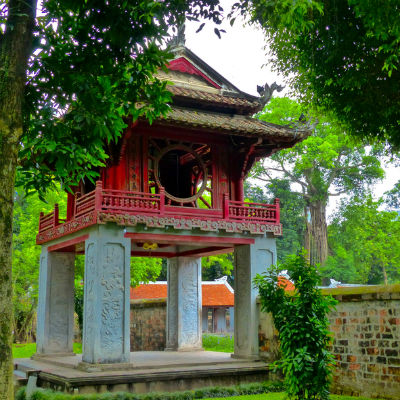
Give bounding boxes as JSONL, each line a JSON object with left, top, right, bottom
{"left": 154, "top": 144, "right": 208, "bottom": 203}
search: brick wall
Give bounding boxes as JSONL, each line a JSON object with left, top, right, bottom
{"left": 258, "top": 284, "right": 400, "bottom": 399}
{"left": 130, "top": 298, "right": 166, "bottom": 351}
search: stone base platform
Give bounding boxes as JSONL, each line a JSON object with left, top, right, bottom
{"left": 14, "top": 351, "right": 271, "bottom": 394}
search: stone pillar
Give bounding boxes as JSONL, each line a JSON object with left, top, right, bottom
{"left": 166, "top": 256, "right": 202, "bottom": 351}
{"left": 82, "top": 225, "right": 131, "bottom": 364}
{"left": 233, "top": 236, "right": 276, "bottom": 359}
{"left": 36, "top": 249, "right": 75, "bottom": 356}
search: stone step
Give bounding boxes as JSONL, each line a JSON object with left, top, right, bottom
{"left": 15, "top": 362, "right": 39, "bottom": 374}
{"left": 13, "top": 369, "right": 28, "bottom": 385}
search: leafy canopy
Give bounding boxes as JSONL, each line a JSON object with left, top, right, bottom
{"left": 252, "top": 97, "right": 385, "bottom": 265}
{"left": 245, "top": 179, "right": 305, "bottom": 263}
{"left": 254, "top": 98, "right": 385, "bottom": 205}
{"left": 236, "top": 0, "right": 400, "bottom": 147}
{"left": 325, "top": 196, "right": 400, "bottom": 285}
{"left": 13, "top": 0, "right": 224, "bottom": 194}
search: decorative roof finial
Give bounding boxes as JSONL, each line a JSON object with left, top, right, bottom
{"left": 168, "top": 22, "right": 186, "bottom": 48}
{"left": 257, "top": 82, "right": 285, "bottom": 106}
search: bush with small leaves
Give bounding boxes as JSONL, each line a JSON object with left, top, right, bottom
{"left": 18, "top": 381, "right": 284, "bottom": 400}
{"left": 254, "top": 251, "right": 337, "bottom": 400}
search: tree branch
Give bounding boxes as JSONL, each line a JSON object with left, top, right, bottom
{"left": 275, "top": 160, "right": 309, "bottom": 189}
{"left": 328, "top": 190, "right": 349, "bottom": 196}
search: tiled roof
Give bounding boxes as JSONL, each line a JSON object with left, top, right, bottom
{"left": 156, "top": 106, "right": 308, "bottom": 140}
{"left": 168, "top": 85, "right": 261, "bottom": 113}
{"left": 130, "top": 281, "right": 234, "bottom": 307}
{"left": 130, "top": 278, "right": 294, "bottom": 307}
{"left": 202, "top": 283, "right": 234, "bottom": 307}
{"left": 130, "top": 284, "right": 167, "bottom": 300}
{"left": 278, "top": 276, "right": 295, "bottom": 291}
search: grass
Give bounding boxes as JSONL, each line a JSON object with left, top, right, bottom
{"left": 203, "top": 395, "right": 384, "bottom": 400}
{"left": 12, "top": 341, "right": 383, "bottom": 400}
{"left": 13, "top": 342, "right": 82, "bottom": 358}
{"left": 12, "top": 334, "right": 229, "bottom": 358}
{"left": 202, "top": 334, "right": 234, "bottom": 352}
{"left": 202, "top": 395, "right": 285, "bottom": 400}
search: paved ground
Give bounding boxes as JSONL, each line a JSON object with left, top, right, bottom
{"left": 15, "top": 351, "right": 266, "bottom": 379}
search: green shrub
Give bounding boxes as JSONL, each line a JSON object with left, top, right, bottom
{"left": 16, "top": 387, "right": 26, "bottom": 400}
{"left": 18, "top": 381, "right": 284, "bottom": 400}
{"left": 254, "top": 252, "right": 337, "bottom": 400}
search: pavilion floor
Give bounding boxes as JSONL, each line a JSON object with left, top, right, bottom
{"left": 14, "top": 351, "right": 271, "bottom": 394}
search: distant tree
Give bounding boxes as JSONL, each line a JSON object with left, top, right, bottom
{"left": 385, "top": 181, "right": 400, "bottom": 210}
{"left": 202, "top": 254, "right": 233, "bottom": 285}
{"left": 252, "top": 97, "right": 385, "bottom": 266}
{"left": 131, "top": 258, "right": 163, "bottom": 287}
{"left": 12, "top": 190, "right": 66, "bottom": 343}
{"left": 266, "top": 179, "right": 305, "bottom": 263}
{"left": 244, "top": 181, "right": 265, "bottom": 203}
{"left": 326, "top": 197, "right": 400, "bottom": 285}
{"left": 157, "top": 259, "right": 168, "bottom": 281}
{"left": 245, "top": 179, "right": 305, "bottom": 263}
{"left": 235, "top": 0, "right": 400, "bottom": 147}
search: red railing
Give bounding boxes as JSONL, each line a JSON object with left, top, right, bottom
{"left": 38, "top": 181, "right": 280, "bottom": 234}
{"left": 227, "top": 198, "right": 280, "bottom": 223}
{"left": 101, "top": 188, "right": 164, "bottom": 215}
{"left": 38, "top": 204, "right": 60, "bottom": 232}
{"left": 75, "top": 190, "right": 96, "bottom": 217}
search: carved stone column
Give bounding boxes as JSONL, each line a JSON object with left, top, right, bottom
{"left": 233, "top": 236, "right": 276, "bottom": 359}
{"left": 36, "top": 249, "right": 75, "bottom": 356}
{"left": 166, "top": 256, "right": 202, "bottom": 351}
{"left": 82, "top": 225, "right": 131, "bottom": 364}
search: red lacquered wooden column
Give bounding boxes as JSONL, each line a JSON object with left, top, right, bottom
{"left": 274, "top": 198, "right": 280, "bottom": 224}
{"left": 95, "top": 181, "right": 103, "bottom": 211}
{"left": 159, "top": 187, "right": 165, "bottom": 216}
{"left": 53, "top": 204, "right": 59, "bottom": 227}
{"left": 223, "top": 193, "right": 229, "bottom": 220}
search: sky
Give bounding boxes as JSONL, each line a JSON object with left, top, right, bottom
{"left": 184, "top": 7, "right": 399, "bottom": 214}
{"left": 185, "top": 3, "right": 282, "bottom": 97}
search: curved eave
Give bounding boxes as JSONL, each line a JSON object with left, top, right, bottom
{"left": 152, "top": 106, "right": 309, "bottom": 141}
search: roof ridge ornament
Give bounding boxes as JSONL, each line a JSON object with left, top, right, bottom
{"left": 168, "top": 22, "right": 186, "bottom": 50}
{"left": 257, "top": 81, "right": 285, "bottom": 107}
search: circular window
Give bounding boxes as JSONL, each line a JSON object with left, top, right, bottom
{"left": 154, "top": 144, "right": 208, "bottom": 203}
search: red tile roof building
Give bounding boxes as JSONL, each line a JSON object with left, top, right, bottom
{"left": 130, "top": 275, "right": 294, "bottom": 304}
{"left": 130, "top": 278, "right": 234, "bottom": 307}
{"left": 278, "top": 276, "right": 295, "bottom": 291}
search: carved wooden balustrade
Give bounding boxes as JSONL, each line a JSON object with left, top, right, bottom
{"left": 37, "top": 181, "right": 281, "bottom": 243}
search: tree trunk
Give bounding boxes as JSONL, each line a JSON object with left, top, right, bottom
{"left": 13, "top": 302, "right": 37, "bottom": 344}
{"left": 303, "top": 206, "right": 311, "bottom": 262}
{"left": 308, "top": 200, "right": 328, "bottom": 267}
{"left": 382, "top": 264, "right": 388, "bottom": 285}
{"left": 0, "top": 1, "right": 36, "bottom": 398}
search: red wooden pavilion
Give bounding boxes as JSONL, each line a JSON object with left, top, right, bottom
{"left": 35, "top": 41, "right": 307, "bottom": 366}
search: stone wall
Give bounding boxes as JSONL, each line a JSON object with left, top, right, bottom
{"left": 258, "top": 284, "right": 400, "bottom": 399}
{"left": 130, "top": 298, "right": 166, "bottom": 351}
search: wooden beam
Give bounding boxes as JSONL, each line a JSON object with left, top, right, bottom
{"left": 124, "top": 232, "right": 255, "bottom": 246}
{"left": 131, "top": 251, "right": 177, "bottom": 258}
{"left": 48, "top": 234, "right": 89, "bottom": 253}
{"left": 177, "top": 246, "right": 234, "bottom": 258}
